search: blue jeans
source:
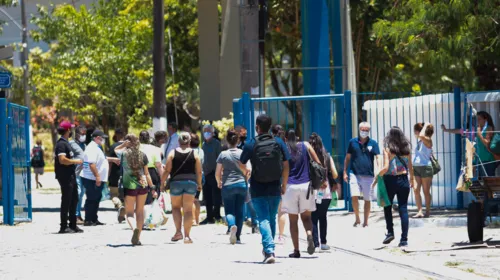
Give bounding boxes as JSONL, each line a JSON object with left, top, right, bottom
{"left": 383, "top": 175, "right": 410, "bottom": 242}
{"left": 82, "top": 178, "right": 103, "bottom": 223}
{"left": 244, "top": 200, "right": 258, "bottom": 226}
{"left": 76, "top": 176, "right": 85, "bottom": 218}
{"left": 252, "top": 196, "right": 281, "bottom": 254}
{"left": 222, "top": 186, "right": 247, "bottom": 239}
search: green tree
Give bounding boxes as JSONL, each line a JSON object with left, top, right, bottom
{"left": 373, "top": 0, "right": 500, "bottom": 91}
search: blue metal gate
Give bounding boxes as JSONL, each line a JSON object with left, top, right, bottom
{"left": 1, "top": 98, "right": 32, "bottom": 225}
{"left": 233, "top": 91, "right": 353, "bottom": 211}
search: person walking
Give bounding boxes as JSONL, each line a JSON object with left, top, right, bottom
{"left": 81, "top": 130, "right": 114, "bottom": 226}
{"left": 114, "top": 134, "right": 154, "bottom": 245}
{"left": 200, "top": 124, "right": 222, "bottom": 224}
{"left": 343, "top": 122, "right": 381, "bottom": 227}
{"left": 161, "top": 132, "right": 203, "bottom": 244}
{"left": 216, "top": 129, "right": 249, "bottom": 244}
{"left": 376, "top": 127, "right": 414, "bottom": 247}
{"left": 271, "top": 124, "right": 287, "bottom": 243}
{"left": 240, "top": 115, "right": 290, "bottom": 264}
{"left": 69, "top": 126, "right": 87, "bottom": 224}
{"left": 190, "top": 133, "right": 204, "bottom": 226}
{"left": 309, "top": 133, "right": 339, "bottom": 252}
{"left": 139, "top": 131, "right": 164, "bottom": 205}
{"left": 31, "top": 139, "right": 45, "bottom": 189}
{"left": 413, "top": 123, "right": 435, "bottom": 218}
{"left": 54, "top": 121, "right": 84, "bottom": 234}
{"left": 163, "top": 122, "right": 180, "bottom": 163}
{"left": 281, "top": 129, "right": 322, "bottom": 258}
{"left": 108, "top": 129, "right": 126, "bottom": 222}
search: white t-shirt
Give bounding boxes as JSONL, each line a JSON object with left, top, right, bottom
{"left": 81, "top": 141, "right": 109, "bottom": 182}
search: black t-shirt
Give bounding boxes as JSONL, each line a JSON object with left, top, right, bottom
{"left": 54, "top": 137, "right": 75, "bottom": 179}
{"left": 108, "top": 141, "right": 123, "bottom": 186}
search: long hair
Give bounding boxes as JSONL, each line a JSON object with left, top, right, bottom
{"left": 309, "top": 133, "right": 326, "bottom": 166}
{"left": 286, "top": 129, "right": 301, "bottom": 159}
{"left": 124, "top": 134, "right": 144, "bottom": 179}
{"left": 384, "top": 127, "right": 412, "bottom": 156}
{"left": 477, "top": 111, "right": 495, "bottom": 130}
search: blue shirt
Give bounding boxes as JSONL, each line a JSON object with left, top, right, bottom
{"left": 240, "top": 134, "right": 291, "bottom": 198}
{"left": 347, "top": 137, "right": 380, "bottom": 177}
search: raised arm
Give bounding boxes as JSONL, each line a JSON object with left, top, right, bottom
{"left": 441, "top": 124, "right": 463, "bottom": 135}
{"left": 305, "top": 142, "right": 321, "bottom": 164}
{"left": 419, "top": 123, "right": 433, "bottom": 148}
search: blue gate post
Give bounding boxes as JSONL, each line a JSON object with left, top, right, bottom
{"left": 233, "top": 98, "right": 243, "bottom": 127}
{"left": 301, "top": 0, "right": 331, "bottom": 146}
{"left": 0, "top": 98, "right": 12, "bottom": 224}
{"left": 454, "top": 87, "right": 463, "bottom": 209}
{"left": 241, "top": 92, "right": 252, "bottom": 137}
{"left": 25, "top": 106, "right": 32, "bottom": 220}
{"left": 344, "top": 90, "right": 353, "bottom": 212}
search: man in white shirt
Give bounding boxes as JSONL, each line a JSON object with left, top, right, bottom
{"left": 80, "top": 130, "right": 112, "bottom": 226}
{"left": 163, "top": 122, "right": 179, "bottom": 164}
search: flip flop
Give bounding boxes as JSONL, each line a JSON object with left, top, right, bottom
{"left": 171, "top": 233, "right": 183, "bottom": 242}
{"left": 412, "top": 213, "right": 424, "bottom": 218}
{"left": 184, "top": 237, "right": 193, "bottom": 244}
{"left": 131, "top": 228, "right": 140, "bottom": 245}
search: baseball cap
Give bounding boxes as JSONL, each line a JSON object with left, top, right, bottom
{"left": 59, "top": 120, "right": 74, "bottom": 130}
{"left": 91, "top": 130, "right": 108, "bottom": 138}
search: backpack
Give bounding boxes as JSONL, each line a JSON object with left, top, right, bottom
{"left": 307, "top": 148, "right": 327, "bottom": 191}
{"left": 251, "top": 134, "right": 283, "bottom": 183}
{"left": 31, "top": 146, "right": 45, "bottom": 168}
{"left": 490, "top": 133, "right": 500, "bottom": 155}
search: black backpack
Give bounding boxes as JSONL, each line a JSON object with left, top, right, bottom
{"left": 251, "top": 134, "right": 284, "bottom": 183}
{"left": 308, "top": 148, "right": 327, "bottom": 191}
{"left": 31, "top": 146, "right": 45, "bottom": 168}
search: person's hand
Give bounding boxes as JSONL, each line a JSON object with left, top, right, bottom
{"left": 124, "top": 140, "right": 131, "bottom": 147}
{"left": 152, "top": 190, "right": 158, "bottom": 199}
{"left": 477, "top": 126, "right": 482, "bottom": 135}
{"left": 441, "top": 124, "right": 446, "bottom": 130}
{"left": 197, "top": 184, "right": 202, "bottom": 192}
{"left": 160, "top": 186, "right": 166, "bottom": 193}
{"left": 281, "top": 185, "right": 286, "bottom": 195}
{"left": 343, "top": 173, "right": 348, "bottom": 183}
{"left": 320, "top": 181, "right": 328, "bottom": 190}
{"left": 217, "top": 182, "right": 222, "bottom": 189}
{"left": 334, "top": 183, "right": 341, "bottom": 191}
{"left": 410, "top": 179, "right": 415, "bottom": 189}
{"left": 75, "top": 159, "right": 83, "bottom": 165}
{"left": 96, "top": 176, "right": 102, "bottom": 187}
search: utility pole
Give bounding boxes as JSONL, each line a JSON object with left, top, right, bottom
{"left": 167, "top": 28, "right": 179, "bottom": 125}
{"left": 258, "top": 0, "right": 267, "bottom": 98}
{"left": 20, "top": 0, "right": 29, "bottom": 108}
{"left": 153, "top": 0, "right": 167, "bottom": 132}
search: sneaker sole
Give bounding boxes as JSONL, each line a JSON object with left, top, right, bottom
{"left": 307, "top": 235, "right": 315, "bottom": 255}
{"left": 264, "top": 256, "right": 275, "bottom": 264}
{"left": 118, "top": 207, "right": 126, "bottom": 223}
{"left": 229, "top": 225, "right": 237, "bottom": 245}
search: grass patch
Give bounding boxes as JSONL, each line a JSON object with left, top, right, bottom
{"left": 465, "top": 268, "right": 475, "bottom": 273}
{"left": 445, "top": 261, "right": 462, "bottom": 267}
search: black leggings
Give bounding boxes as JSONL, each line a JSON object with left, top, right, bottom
{"left": 311, "top": 198, "right": 332, "bottom": 247}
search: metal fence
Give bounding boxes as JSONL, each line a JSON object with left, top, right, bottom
{"left": 1, "top": 99, "right": 32, "bottom": 225}
{"left": 233, "top": 91, "right": 353, "bottom": 211}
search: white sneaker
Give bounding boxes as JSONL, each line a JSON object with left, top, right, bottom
{"left": 229, "top": 225, "right": 237, "bottom": 245}
{"left": 320, "top": 244, "right": 331, "bottom": 251}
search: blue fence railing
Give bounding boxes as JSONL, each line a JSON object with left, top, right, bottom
{"left": 1, "top": 99, "right": 32, "bottom": 225}
{"left": 233, "top": 91, "right": 353, "bottom": 211}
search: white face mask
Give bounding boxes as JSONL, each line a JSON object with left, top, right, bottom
{"left": 359, "top": 131, "right": 370, "bottom": 139}
{"left": 78, "top": 135, "right": 86, "bottom": 143}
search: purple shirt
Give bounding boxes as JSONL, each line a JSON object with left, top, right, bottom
{"left": 288, "top": 142, "right": 310, "bottom": 185}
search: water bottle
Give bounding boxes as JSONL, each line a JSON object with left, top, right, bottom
{"left": 316, "top": 190, "right": 324, "bottom": 204}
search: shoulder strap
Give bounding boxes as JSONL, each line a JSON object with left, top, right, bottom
{"left": 171, "top": 150, "right": 193, "bottom": 178}
{"left": 395, "top": 154, "right": 408, "bottom": 171}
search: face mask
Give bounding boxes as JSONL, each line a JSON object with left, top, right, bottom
{"left": 203, "top": 132, "right": 212, "bottom": 140}
{"left": 240, "top": 136, "right": 247, "bottom": 142}
{"left": 359, "top": 131, "right": 370, "bottom": 139}
{"left": 78, "top": 135, "right": 86, "bottom": 143}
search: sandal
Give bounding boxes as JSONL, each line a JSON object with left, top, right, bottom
{"left": 131, "top": 228, "right": 140, "bottom": 245}
{"left": 353, "top": 221, "right": 361, "bottom": 227}
{"left": 184, "top": 237, "right": 193, "bottom": 244}
{"left": 171, "top": 232, "right": 183, "bottom": 242}
{"left": 412, "top": 213, "right": 424, "bottom": 218}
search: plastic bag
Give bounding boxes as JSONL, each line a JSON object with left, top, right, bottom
{"left": 456, "top": 170, "right": 470, "bottom": 192}
{"left": 329, "top": 188, "right": 338, "bottom": 208}
{"left": 376, "top": 176, "right": 391, "bottom": 207}
{"left": 101, "top": 183, "right": 110, "bottom": 201}
{"left": 144, "top": 199, "right": 165, "bottom": 229}
{"left": 158, "top": 192, "right": 172, "bottom": 213}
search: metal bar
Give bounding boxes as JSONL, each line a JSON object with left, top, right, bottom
{"left": 7, "top": 103, "right": 14, "bottom": 225}
{"left": 276, "top": 101, "right": 280, "bottom": 124}
{"left": 251, "top": 94, "right": 343, "bottom": 102}
{"left": 25, "top": 105, "right": 32, "bottom": 220}
{"left": 0, "top": 99, "right": 10, "bottom": 225}
{"left": 344, "top": 91, "right": 353, "bottom": 212}
{"left": 454, "top": 87, "right": 463, "bottom": 209}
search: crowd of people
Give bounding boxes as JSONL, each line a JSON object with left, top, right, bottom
{"left": 40, "top": 109, "right": 499, "bottom": 264}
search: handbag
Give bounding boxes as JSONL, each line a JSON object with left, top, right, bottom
{"left": 306, "top": 145, "right": 327, "bottom": 199}
{"left": 166, "top": 150, "right": 193, "bottom": 189}
{"left": 430, "top": 154, "right": 441, "bottom": 175}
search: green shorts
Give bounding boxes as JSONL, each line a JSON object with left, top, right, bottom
{"left": 414, "top": 165, "right": 434, "bottom": 178}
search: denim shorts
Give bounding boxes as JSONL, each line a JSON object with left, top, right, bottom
{"left": 170, "top": 180, "right": 198, "bottom": 196}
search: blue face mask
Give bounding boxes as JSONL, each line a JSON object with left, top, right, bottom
{"left": 203, "top": 132, "right": 212, "bottom": 140}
